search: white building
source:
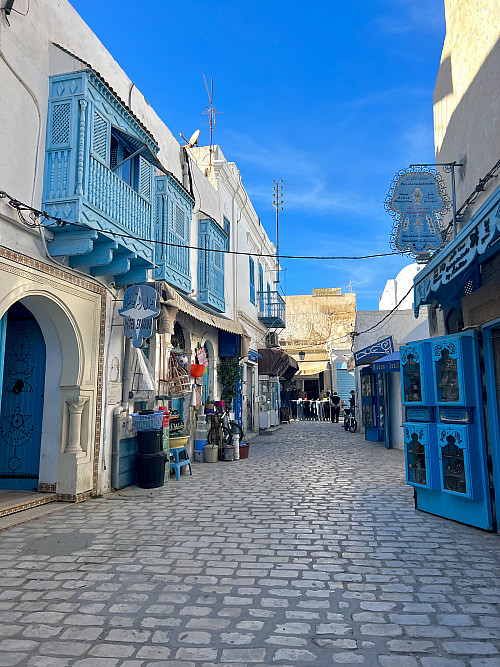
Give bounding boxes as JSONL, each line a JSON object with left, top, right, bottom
{"left": 0, "top": 0, "right": 281, "bottom": 512}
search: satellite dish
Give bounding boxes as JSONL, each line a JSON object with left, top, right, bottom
{"left": 188, "top": 129, "right": 200, "bottom": 147}
{"left": 179, "top": 129, "right": 200, "bottom": 148}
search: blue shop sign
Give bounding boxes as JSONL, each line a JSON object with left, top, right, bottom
{"left": 354, "top": 336, "right": 394, "bottom": 366}
{"left": 386, "top": 169, "right": 449, "bottom": 255}
{"left": 248, "top": 349, "right": 261, "bottom": 364}
{"left": 119, "top": 284, "right": 161, "bottom": 348}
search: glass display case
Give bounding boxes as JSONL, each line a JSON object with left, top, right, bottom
{"left": 401, "top": 343, "right": 426, "bottom": 405}
{"left": 259, "top": 379, "right": 271, "bottom": 412}
{"left": 437, "top": 425, "right": 472, "bottom": 498}
{"left": 404, "top": 423, "right": 430, "bottom": 488}
{"left": 435, "top": 349, "right": 460, "bottom": 403}
{"left": 362, "top": 404, "right": 372, "bottom": 426}
{"left": 431, "top": 339, "right": 464, "bottom": 406}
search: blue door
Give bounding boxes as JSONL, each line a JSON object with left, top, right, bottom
{"left": 0, "top": 303, "right": 46, "bottom": 490}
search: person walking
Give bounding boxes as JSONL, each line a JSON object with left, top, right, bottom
{"left": 330, "top": 391, "right": 341, "bottom": 423}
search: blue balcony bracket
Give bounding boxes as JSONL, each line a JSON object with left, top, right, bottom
{"left": 198, "top": 219, "right": 227, "bottom": 312}
{"left": 153, "top": 175, "right": 193, "bottom": 293}
{"left": 258, "top": 290, "right": 286, "bottom": 328}
{"left": 42, "top": 70, "right": 160, "bottom": 286}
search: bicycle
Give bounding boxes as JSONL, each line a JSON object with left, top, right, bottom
{"left": 207, "top": 408, "right": 243, "bottom": 448}
{"left": 343, "top": 407, "right": 357, "bottom": 433}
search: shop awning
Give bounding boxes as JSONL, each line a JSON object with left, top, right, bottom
{"left": 296, "top": 361, "right": 329, "bottom": 377}
{"left": 159, "top": 282, "right": 247, "bottom": 336}
{"left": 372, "top": 350, "right": 400, "bottom": 373}
{"left": 354, "top": 336, "right": 394, "bottom": 367}
{"left": 258, "top": 348, "right": 298, "bottom": 378}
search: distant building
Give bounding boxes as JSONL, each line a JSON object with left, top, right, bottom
{"left": 280, "top": 290, "right": 356, "bottom": 401}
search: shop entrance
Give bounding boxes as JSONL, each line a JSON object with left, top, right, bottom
{"left": 304, "top": 378, "right": 319, "bottom": 400}
{"left": 0, "top": 302, "right": 46, "bottom": 490}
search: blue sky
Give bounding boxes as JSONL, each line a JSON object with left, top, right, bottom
{"left": 71, "top": 0, "right": 445, "bottom": 310}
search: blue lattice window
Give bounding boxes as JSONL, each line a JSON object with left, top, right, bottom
{"left": 51, "top": 102, "right": 71, "bottom": 146}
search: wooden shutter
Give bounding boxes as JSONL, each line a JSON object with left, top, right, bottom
{"left": 91, "top": 110, "right": 109, "bottom": 163}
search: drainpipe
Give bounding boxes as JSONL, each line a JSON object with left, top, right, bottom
{"left": 111, "top": 338, "right": 132, "bottom": 489}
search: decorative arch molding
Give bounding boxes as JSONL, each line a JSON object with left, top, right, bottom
{"left": 0, "top": 247, "right": 106, "bottom": 499}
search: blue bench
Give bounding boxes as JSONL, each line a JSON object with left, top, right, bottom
{"left": 169, "top": 446, "right": 192, "bottom": 481}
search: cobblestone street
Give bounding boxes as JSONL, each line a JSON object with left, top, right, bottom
{"left": 0, "top": 421, "right": 499, "bottom": 667}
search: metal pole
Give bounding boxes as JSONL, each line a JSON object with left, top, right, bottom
{"left": 451, "top": 162, "right": 457, "bottom": 238}
{"left": 276, "top": 196, "right": 279, "bottom": 285}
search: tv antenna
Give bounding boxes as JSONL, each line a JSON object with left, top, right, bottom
{"left": 347, "top": 280, "right": 354, "bottom": 292}
{"left": 202, "top": 74, "right": 224, "bottom": 172}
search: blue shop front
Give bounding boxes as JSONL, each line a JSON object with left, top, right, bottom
{"left": 404, "top": 187, "right": 500, "bottom": 531}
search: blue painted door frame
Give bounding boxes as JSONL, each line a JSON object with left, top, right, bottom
{"left": 0, "top": 304, "right": 46, "bottom": 490}
{"left": 481, "top": 321, "right": 500, "bottom": 528}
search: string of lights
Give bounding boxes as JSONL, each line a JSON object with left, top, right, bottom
{"left": 0, "top": 189, "right": 400, "bottom": 262}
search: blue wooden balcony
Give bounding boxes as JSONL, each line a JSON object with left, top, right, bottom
{"left": 258, "top": 291, "right": 286, "bottom": 328}
{"left": 42, "top": 70, "right": 159, "bottom": 286}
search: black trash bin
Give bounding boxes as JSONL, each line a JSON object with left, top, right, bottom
{"left": 136, "top": 451, "right": 167, "bottom": 488}
{"left": 137, "top": 428, "right": 162, "bottom": 454}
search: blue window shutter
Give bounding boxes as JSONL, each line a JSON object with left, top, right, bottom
{"left": 91, "top": 110, "right": 109, "bottom": 163}
{"left": 259, "top": 264, "right": 264, "bottom": 311}
{"left": 138, "top": 156, "right": 151, "bottom": 200}
{"left": 223, "top": 216, "right": 230, "bottom": 248}
{"left": 249, "top": 257, "right": 255, "bottom": 305}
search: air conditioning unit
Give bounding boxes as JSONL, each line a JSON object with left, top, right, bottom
{"left": 265, "top": 331, "right": 279, "bottom": 348}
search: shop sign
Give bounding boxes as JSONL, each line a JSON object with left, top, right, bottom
{"left": 312, "top": 287, "right": 341, "bottom": 296}
{"left": 118, "top": 284, "right": 161, "bottom": 348}
{"left": 415, "top": 210, "right": 497, "bottom": 314}
{"left": 385, "top": 168, "right": 450, "bottom": 256}
{"left": 354, "top": 336, "right": 394, "bottom": 366}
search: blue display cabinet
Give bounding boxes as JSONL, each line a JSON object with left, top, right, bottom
{"left": 401, "top": 331, "right": 493, "bottom": 530}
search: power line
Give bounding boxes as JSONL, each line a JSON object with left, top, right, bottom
{"left": 0, "top": 189, "right": 400, "bottom": 262}
{"left": 353, "top": 283, "right": 414, "bottom": 338}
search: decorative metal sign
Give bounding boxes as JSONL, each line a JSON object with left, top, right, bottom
{"left": 118, "top": 284, "right": 161, "bottom": 348}
{"left": 354, "top": 336, "right": 394, "bottom": 366}
{"left": 385, "top": 167, "right": 451, "bottom": 257}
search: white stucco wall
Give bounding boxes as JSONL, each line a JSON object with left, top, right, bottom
{"left": 434, "top": 1, "right": 500, "bottom": 230}
{"left": 379, "top": 264, "right": 425, "bottom": 311}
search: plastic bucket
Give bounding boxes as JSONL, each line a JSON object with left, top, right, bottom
{"left": 136, "top": 451, "right": 167, "bottom": 488}
{"left": 137, "top": 429, "right": 162, "bottom": 455}
{"left": 204, "top": 445, "right": 218, "bottom": 463}
{"left": 239, "top": 443, "right": 250, "bottom": 459}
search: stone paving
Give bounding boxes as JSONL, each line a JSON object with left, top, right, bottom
{"left": 0, "top": 421, "right": 499, "bottom": 667}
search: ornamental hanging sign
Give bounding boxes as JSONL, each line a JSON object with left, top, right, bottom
{"left": 118, "top": 284, "right": 161, "bottom": 348}
{"left": 385, "top": 167, "right": 451, "bottom": 257}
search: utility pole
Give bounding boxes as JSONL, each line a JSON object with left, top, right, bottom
{"left": 272, "top": 180, "right": 283, "bottom": 285}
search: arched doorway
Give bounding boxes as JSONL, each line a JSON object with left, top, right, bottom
{"left": 0, "top": 302, "right": 46, "bottom": 490}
